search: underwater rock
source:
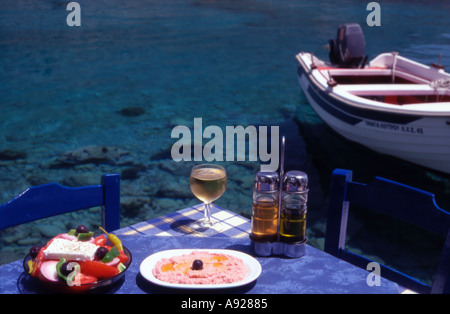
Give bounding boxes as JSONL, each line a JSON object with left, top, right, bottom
{"left": 150, "top": 146, "right": 173, "bottom": 160}
{"left": 17, "top": 236, "right": 41, "bottom": 246}
{"left": 0, "top": 149, "right": 27, "bottom": 161}
{"left": 62, "top": 173, "right": 96, "bottom": 187}
{"left": 51, "top": 145, "right": 132, "bottom": 167}
{"left": 26, "top": 175, "right": 49, "bottom": 186}
{"left": 236, "top": 174, "right": 254, "bottom": 190}
{"left": 121, "top": 196, "right": 150, "bottom": 216}
{"left": 156, "top": 159, "right": 193, "bottom": 177}
{"left": 154, "top": 198, "right": 181, "bottom": 211}
{"left": 34, "top": 223, "right": 65, "bottom": 238}
{"left": 156, "top": 178, "right": 193, "bottom": 200}
{"left": 121, "top": 164, "right": 146, "bottom": 180}
{"left": 118, "top": 106, "right": 146, "bottom": 117}
{"left": 1, "top": 225, "right": 31, "bottom": 244}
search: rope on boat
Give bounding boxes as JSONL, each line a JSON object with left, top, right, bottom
{"left": 430, "top": 78, "right": 450, "bottom": 90}
{"left": 391, "top": 52, "right": 399, "bottom": 83}
{"left": 430, "top": 78, "right": 450, "bottom": 102}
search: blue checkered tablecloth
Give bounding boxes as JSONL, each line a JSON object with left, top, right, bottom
{"left": 115, "top": 204, "right": 251, "bottom": 238}
{"left": 0, "top": 204, "right": 402, "bottom": 294}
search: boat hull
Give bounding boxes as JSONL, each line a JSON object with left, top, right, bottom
{"left": 297, "top": 54, "right": 450, "bottom": 174}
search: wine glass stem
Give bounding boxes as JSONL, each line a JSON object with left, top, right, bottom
{"left": 203, "top": 202, "right": 212, "bottom": 226}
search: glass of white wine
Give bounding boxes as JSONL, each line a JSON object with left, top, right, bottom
{"left": 189, "top": 164, "right": 227, "bottom": 232}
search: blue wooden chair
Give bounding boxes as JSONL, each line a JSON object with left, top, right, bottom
{"left": 325, "top": 169, "right": 450, "bottom": 294}
{"left": 0, "top": 173, "right": 120, "bottom": 232}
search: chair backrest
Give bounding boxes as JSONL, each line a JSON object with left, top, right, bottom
{"left": 325, "top": 169, "right": 450, "bottom": 294}
{"left": 0, "top": 173, "right": 120, "bottom": 232}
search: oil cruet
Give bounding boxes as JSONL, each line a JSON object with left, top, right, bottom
{"left": 249, "top": 171, "right": 280, "bottom": 256}
{"left": 280, "top": 171, "right": 308, "bottom": 244}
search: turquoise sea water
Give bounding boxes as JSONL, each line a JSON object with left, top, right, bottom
{"left": 1, "top": 0, "right": 450, "bottom": 285}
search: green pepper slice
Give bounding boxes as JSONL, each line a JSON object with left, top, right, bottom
{"left": 101, "top": 246, "right": 119, "bottom": 263}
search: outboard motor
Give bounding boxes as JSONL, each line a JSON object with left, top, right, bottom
{"left": 329, "top": 23, "right": 366, "bottom": 68}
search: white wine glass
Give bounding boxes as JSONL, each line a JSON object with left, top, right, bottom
{"left": 189, "top": 164, "right": 227, "bottom": 233}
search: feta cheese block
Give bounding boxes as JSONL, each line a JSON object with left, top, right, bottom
{"left": 43, "top": 238, "right": 98, "bottom": 261}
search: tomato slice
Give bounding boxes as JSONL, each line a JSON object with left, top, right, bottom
{"left": 75, "top": 272, "right": 97, "bottom": 285}
{"left": 118, "top": 250, "right": 128, "bottom": 264}
{"left": 93, "top": 235, "right": 107, "bottom": 246}
{"left": 67, "top": 273, "right": 97, "bottom": 292}
{"left": 79, "top": 260, "right": 119, "bottom": 279}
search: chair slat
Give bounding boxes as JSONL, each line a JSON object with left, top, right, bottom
{"left": 0, "top": 174, "right": 120, "bottom": 231}
{"left": 346, "top": 178, "right": 450, "bottom": 237}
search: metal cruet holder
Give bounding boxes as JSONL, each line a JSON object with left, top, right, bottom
{"left": 250, "top": 136, "right": 307, "bottom": 258}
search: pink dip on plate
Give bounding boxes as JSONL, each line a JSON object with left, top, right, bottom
{"left": 152, "top": 251, "right": 248, "bottom": 285}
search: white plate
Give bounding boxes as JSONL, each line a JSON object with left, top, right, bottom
{"left": 139, "top": 249, "right": 262, "bottom": 289}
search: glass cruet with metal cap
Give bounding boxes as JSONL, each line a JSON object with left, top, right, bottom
{"left": 279, "top": 170, "right": 309, "bottom": 243}
{"left": 250, "top": 171, "right": 280, "bottom": 243}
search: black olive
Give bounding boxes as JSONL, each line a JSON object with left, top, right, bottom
{"left": 95, "top": 247, "right": 109, "bottom": 260}
{"left": 192, "top": 259, "right": 203, "bottom": 270}
{"left": 76, "top": 225, "right": 89, "bottom": 234}
{"left": 60, "top": 262, "right": 74, "bottom": 277}
{"left": 29, "top": 246, "right": 42, "bottom": 258}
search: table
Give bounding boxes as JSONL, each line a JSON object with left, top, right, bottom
{"left": 0, "top": 204, "right": 400, "bottom": 294}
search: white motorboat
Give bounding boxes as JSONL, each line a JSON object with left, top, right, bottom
{"left": 296, "top": 23, "right": 450, "bottom": 174}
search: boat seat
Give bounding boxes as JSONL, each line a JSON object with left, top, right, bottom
{"left": 321, "top": 68, "right": 391, "bottom": 76}
{"left": 322, "top": 68, "right": 433, "bottom": 85}
{"left": 337, "top": 84, "right": 447, "bottom": 96}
